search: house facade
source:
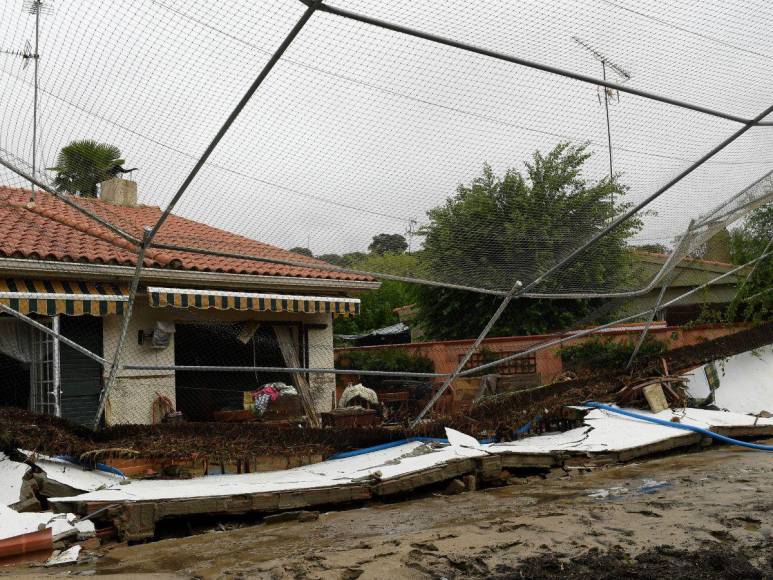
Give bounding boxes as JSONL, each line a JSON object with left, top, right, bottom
{"left": 0, "top": 183, "right": 377, "bottom": 426}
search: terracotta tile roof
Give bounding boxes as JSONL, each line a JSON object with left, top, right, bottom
{"left": 633, "top": 250, "right": 735, "bottom": 269}
{"left": 0, "top": 187, "right": 373, "bottom": 282}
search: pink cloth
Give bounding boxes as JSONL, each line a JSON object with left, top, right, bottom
{"left": 254, "top": 386, "right": 280, "bottom": 402}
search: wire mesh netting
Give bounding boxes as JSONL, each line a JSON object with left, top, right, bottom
{"left": 0, "top": 0, "right": 771, "bottom": 427}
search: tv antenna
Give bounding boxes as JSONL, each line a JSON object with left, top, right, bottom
{"left": 406, "top": 218, "right": 418, "bottom": 252}
{"left": 572, "top": 36, "right": 632, "bottom": 199}
{"left": 26, "top": 0, "right": 52, "bottom": 202}
{"left": 1, "top": 2, "right": 51, "bottom": 201}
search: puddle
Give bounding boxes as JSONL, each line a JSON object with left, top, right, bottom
{"left": 589, "top": 479, "right": 672, "bottom": 500}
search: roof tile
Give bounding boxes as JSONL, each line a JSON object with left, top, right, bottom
{"left": 0, "top": 187, "right": 372, "bottom": 282}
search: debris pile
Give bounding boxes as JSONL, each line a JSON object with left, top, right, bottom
{"left": 0, "top": 450, "right": 113, "bottom": 565}
{"left": 464, "top": 322, "right": 773, "bottom": 436}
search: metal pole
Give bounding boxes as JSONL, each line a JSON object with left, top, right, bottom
{"left": 51, "top": 314, "right": 60, "bottom": 416}
{"left": 121, "top": 249, "right": 773, "bottom": 385}
{"left": 456, "top": 248, "right": 773, "bottom": 377}
{"left": 29, "top": 6, "right": 39, "bottom": 204}
{"left": 743, "top": 286, "right": 773, "bottom": 303}
{"left": 496, "top": 102, "right": 773, "bottom": 300}
{"left": 409, "top": 102, "right": 773, "bottom": 424}
{"left": 93, "top": 228, "right": 150, "bottom": 429}
{"left": 93, "top": 3, "right": 321, "bottom": 428}
{"left": 121, "top": 364, "right": 449, "bottom": 378}
{"left": 0, "top": 303, "right": 107, "bottom": 365}
{"left": 147, "top": 169, "right": 773, "bottom": 300}
{"left": 601, "top": 61, "right": 613, "bottom": 187}
{"left": 0, "top": 154, "right": 142, "bottom": 246}
{"left": 625, "top": 280, "right": 669, "bottom": 369}
{"left": 625, "top": 219, "right": 696, "bottom": 369}
{"left": 311, "top": 1, "right": 755, "bottom": 126}
{"left": 410, "top": 280, "right": 522, "bottom": 427}
{"left": 736, "top": 236, "right": 772, "bottom": 298}
{"left": 146, "top": 0, "right": 322, "bottom": 243}
{"left": 150, "top": 240, "right": 509, "bottom": 296}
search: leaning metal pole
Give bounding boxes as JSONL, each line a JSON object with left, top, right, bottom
{"left": 455, "top": 248, "right": 773, "bottom": 379}
{"left": 94, "top": 228, "right": 150, "bottom": 429}
{"left": 410, "top": 102, "right": 773, "bottom": 425}
{"left": 410, "top": 280, "right": 521, "bottom": 427}
{"left": 624, "top": 279, "right": 669, "bottom": 369}
{"left": 92, "top": 1, "right": 322, "bottom": 429}
{"left": 0, "top": 302, "right": 107, "bottom": 365}
{"left": 0, "top": 154, "right": 142, "bottom": 245}
{"left": 309, "top": 1, "right": 761, "bottom": 126}
{"left": 625, "top": 219, "right": 696, "bottom": 369}
{"left": 146, "top": 0, "right": 322, "bottom": 242}
{"left": 119, "top": 249, "right": 772, "bottom": 382}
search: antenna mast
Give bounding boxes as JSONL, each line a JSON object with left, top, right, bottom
{"left": 572, "top": 36, "right": 632, "bottom": 207}
{"left": 24, "top": 0, "right": 50, "bottom": 203}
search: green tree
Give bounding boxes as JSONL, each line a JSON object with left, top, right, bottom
{"left": 342, "top": 251, "right": 367, "bottom": 266}
{"left": 334, "top": 253, "right": 421, "bottom": 336}
{"left": 48, "top": 140, "right": 126, "bottom": 197}
{"left": 415, "top": 143, "right": 641, "bottom": 339}
{"left": 636, "top": 243, "right": 668, "bottom": 254}
{"left": 368, "top": 233, "right": 408, "bottom": 255}
{"left": 288, "top": 246, "right": 313, "bottom": 258}
{"left": 316, "top": 253, "right": 347, "bottom": 267}
{"left": 728, "top": 203, "right": 773, "bottom": 321}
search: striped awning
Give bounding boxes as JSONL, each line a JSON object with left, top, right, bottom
{"left": 147, "top": 286, "right": 361, "bottom": 317}
{"left": 0, "top": 279, "right": 129, "bottom": 316}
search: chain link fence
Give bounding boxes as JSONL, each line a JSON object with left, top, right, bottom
{"left": 0, "top": 1, "right": 770, "bottom": 428}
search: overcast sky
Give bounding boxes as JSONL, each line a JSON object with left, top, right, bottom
{"left": 1, "top": 0, "right": 772, "bottom": 289}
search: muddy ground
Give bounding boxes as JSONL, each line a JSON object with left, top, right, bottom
{"left": 3, "top": 440, "right": 771, "bottom": 579}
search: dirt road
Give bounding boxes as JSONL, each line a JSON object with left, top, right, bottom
{"left": 3, "top": 442, "right": 772, "bottom": 579}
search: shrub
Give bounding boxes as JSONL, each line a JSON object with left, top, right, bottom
{"left": 335, "top": 348, "right": 434, "bottom": 389}
{"left": 560, "top": 336, "right": 666, "bottom": 372}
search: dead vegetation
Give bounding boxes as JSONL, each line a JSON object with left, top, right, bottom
{"left": 1, "top": 322, "right": 770, "bottom": 466}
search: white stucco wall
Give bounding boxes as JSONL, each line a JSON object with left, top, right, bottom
{"left": 307, "top": 313, "right": 335, "bottom": 412}
{"left": 102, "top": 303, "right": 176, "bottom": 426}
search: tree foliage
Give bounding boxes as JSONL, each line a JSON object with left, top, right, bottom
{"left": 288, "top": 246, "right": 313, "bottom": 258}
{"left": 48, "top": 140, "right": 125, "bottom": 197}
{"left": 415, "top": 143, "right": 642, "bottom": 339}
{"left": 728, "top": 202, "right": 773, "bottom": 321}
{"left": 636, "top": 243, "right": 668, "bottom": 254}
{"left": 335, "top": 348, "right": 434, "bottom": 389}
{"left": 368, "top": 233, "right": 408, "bottom": 255}
{"left": 333, "top": 253, "right": 421, "bottom": 336}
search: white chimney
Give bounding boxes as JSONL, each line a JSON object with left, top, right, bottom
{"left": 99, "top": 178, "right": 137, "bottom": 207}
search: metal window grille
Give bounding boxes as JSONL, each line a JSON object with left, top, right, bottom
{"left": 460, "top": 350, "right": 537, "bottom": 375}
{"left": 30, "top": 315, "right": 60, "bottom": 417}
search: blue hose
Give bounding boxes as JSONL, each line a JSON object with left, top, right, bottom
{"left": 586, "top": 402, "right": 773, "bottom": 452}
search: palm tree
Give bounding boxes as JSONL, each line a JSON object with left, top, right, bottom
{"left": 48, "top": 140, "right": 125, "bottom": 197}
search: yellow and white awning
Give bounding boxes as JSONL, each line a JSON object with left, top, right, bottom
{"left": 147, "top": 287, "right": 361, "bottom": 317}
{"left": 0, "top": 279, "right": 129, "bottom": 316}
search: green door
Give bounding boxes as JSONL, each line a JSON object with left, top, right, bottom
{"left": 59, "top": 316, "right": 103, "bottom": 426}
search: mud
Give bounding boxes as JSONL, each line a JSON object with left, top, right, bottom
{"left": 3, "top": 438, "right": 770, "bottom": 579}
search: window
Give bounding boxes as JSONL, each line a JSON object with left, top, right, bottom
{"left": 460, "top": 349, "right": 537, "bottom": 375}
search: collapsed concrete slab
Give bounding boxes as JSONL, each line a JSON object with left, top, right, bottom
{"left": 683, "top": 344, "right": 773, "bottom": 414}
{"left": 0, "top": 452, "right": 29, "bottom": 508}
{"left": 0, "top": 504, "right": 95, "bottom": 542}
{"left": 46, "top": 407, "right": 773, "bottom": 541}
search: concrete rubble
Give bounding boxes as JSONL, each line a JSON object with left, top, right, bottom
{"left": 0, "top": 452, "right": 106, "bottom": 564}
{"left": 40, "top": 406, "right": 773, "bottom": 541}
{"left": 683, "top": 343, "right": 773, "bottom": 415}
{"left": 1, "top": 341, "right": 771, "bottom": 558}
